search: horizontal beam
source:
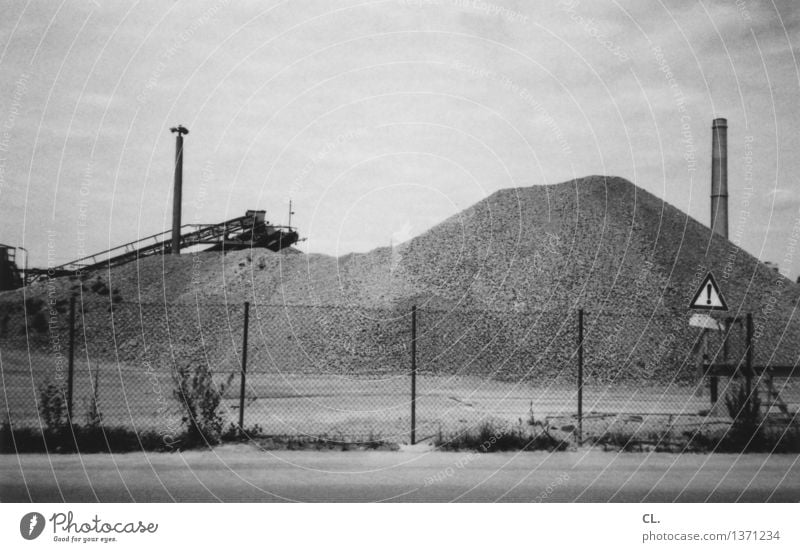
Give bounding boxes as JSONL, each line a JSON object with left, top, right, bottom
{"left": 707, "top": 364, "right": 799, "bottom": 378}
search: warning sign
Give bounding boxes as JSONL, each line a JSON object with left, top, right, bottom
{"left": 689, "top": 272, "right": 728, "bottom": 311}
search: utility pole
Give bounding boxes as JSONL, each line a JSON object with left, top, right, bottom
{"left": 170, "top": 125, "right": 189, "bottom": 255}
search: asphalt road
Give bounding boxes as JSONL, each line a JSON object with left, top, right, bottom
{"left": 2, "top": 445, "right": 799, "bottom": 502}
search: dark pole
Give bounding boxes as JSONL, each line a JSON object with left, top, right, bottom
{"left": 239, "top": 302, "right": 250, "bottom": 432}
{"left": 577, "top": 308, "right": 584, "bottom": 445}
{"left": 170, "top": 125, "right": 189, "bottom": 255}
{"left": 746, "top": 312, "right": 753, "bottom": 407}
{"left": 717, "top": 316, "right": 730, "bottom": 405}
{"left": 411, "top": 305, "right": 417, "bottom": 445}
{"left": 709, "top": 118, "right": 728, "bottom": 402}
{"left": 708, "top": 348, "right": 718, "bottom": 405}
{"left": 710, "top": 118, "right": 728, "bottom": 239}
{"left": 67, "top": 296, "right": 76, "bottom": 421}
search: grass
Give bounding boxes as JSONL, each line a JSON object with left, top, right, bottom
{"left": 245, "top": 433, "right": 400, "bottom": 451}
{"left": 0, "top": 420, "right": 401, "bottom": 454}
{"left": 433, "top": 419, "right": 571, "bottom": 452}
{"left": 588, "top": 420, "right": 800, "bottom": 453}
{"left": 220, "top": 423, "right": 399, "bottom": 451}
{"left": 1, "top": 423, "right": 178, "bottom": 453}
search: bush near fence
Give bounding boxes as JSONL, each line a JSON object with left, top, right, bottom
{"left": 1, "top": 298, "right": 797, "bottom": 451}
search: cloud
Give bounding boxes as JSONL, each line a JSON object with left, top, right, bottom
{"left": 0, "top": 0, "right": 798, "bottom": 281}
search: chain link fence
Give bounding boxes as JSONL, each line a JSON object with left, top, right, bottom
{"left": 1, "top": 298, "right": 797, "bottom": 447}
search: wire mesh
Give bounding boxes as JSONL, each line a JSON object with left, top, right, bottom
{"left": 1, "top": 299, "right": 797, "bottom": 447}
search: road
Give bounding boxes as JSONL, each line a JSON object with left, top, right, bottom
{"left": 2, "top": 445, "right": 799, "bottom": 502}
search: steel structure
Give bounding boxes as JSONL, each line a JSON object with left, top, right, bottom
{"left": 23, "top": 210, "right": 299, "bottom": 285}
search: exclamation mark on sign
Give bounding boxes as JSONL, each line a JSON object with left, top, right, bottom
{"left": 706, "top": 283, "right": 712, "bottom": 305}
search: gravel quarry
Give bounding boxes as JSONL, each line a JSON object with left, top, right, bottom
{"left": 2, "top": 175, "right": 799, "bottom": 386}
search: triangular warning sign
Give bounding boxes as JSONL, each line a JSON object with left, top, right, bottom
{"left": 689, "top": 272, "right": 728, "bottom": 311}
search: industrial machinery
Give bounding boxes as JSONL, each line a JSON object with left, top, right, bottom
{"left": 0, "top": 244, "right": 24, "bottom": 291}
{"left": 1, "top": 125, "right": 300, "bottom": 291}
{"left": 3, "top": 210, "right": 299, "bottom": 289}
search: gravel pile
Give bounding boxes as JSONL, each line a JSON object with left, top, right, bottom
{"left": 3, "top": 175, "right": 798, "bottom": 383}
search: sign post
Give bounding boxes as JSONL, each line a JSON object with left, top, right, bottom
{"left": 689, "top": 272, "right": 728, "bottom": 407}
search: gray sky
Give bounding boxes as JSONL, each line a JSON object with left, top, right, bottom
{"left": 1, "top": 0, "right": 799, "bottom": 278}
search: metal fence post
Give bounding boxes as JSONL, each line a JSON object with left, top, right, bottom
{"left": 704, "top": 328, "right": 716, "bottom": 406}
{"left": 67, "top": 295, "right": 76, "bottom": 421}
{"left": 577, "top": 308, "right": 584, "bottom": 445}
{"left": 239, "top": 301, "right": 250, "bottom": 432}
{"left": 746, "top": 312, "right": 753, "bottom": 407}
{"left": 411, "top": 305, "right": 417, "bottom": 445}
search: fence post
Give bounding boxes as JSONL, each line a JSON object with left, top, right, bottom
{"left": 745, "top": 312, "right": 753, "bottom": 408}
{"left": 239, "top": 301, "right": 250, "bottom": 433}
{"left": 577, "top": 308, "right": 583, "bottom": 445}
{"left": 411, "top": 305, "right": 417, "bottom": 445}
{"left": 67, "top": 295, "right": 76, "bottom": 421}
{"left": 704, "top": 329, "right": 716, "bottom": 406}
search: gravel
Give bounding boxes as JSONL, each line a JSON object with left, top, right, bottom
{"left": 3, "top": 175, "right": 798, "bottom": 383}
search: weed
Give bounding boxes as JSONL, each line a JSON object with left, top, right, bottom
{"left": 434, "top": 420, "right": 570, "bottom": 452}
{"left": 38, "top": 379, "right": 68, "bottom": 431}
{"left": 173, "top": 364, "right": 234, "bottom": 446}
{"left": 0, "top": 424, "right": 180, "bottom": 453}
{"left": 84, "top": 367, "right": 102, "bottom": 428}
{"left": 724, "top": 380, "right": 765, "bottom": 451}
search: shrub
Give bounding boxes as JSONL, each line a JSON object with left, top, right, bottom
{"left": 38, "top": 379, "right": 68, "bottom": 431}
{"left": 84, "top": 368, "right": 102, "bottom": 428}
{"left": 725, "top": 379, "right": 762, "bottom": 426}
{"left": 172, "top": 364, "right": 233, "bottom": 446}
{"left": 434, "top": 420, "right": 570, "bottom": 452}
{"left": 0, "top": 424, "right": 180, "bottom": 454}
{"left": 90, "top": 277, "right": 109, "bottom": 295}
{"left": 724, "top": 379, "right": 765, "bottom": 451}
{"left": 30, "top": 310, "right": 48, "bottom": 333}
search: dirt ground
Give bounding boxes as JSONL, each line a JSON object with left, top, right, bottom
{"left": 6, "top": 347, "right": 795, "bottom": 443}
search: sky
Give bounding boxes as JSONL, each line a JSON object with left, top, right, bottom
{"left": 1, "top": 0, "right": 799, "bottom": 279}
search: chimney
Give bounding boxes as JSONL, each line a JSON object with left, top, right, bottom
{"left": 170, "top": 125, "right": 189, "bottom": 255}
{"left": 710, "top": 118, "right": 728, "bottom": 239}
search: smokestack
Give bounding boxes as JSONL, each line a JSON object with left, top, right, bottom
{"left": 170, "top": 125, "right": 189, "bottom": 255}
{"left": 710, "top": 118, "right": 728, "bottom": 239}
